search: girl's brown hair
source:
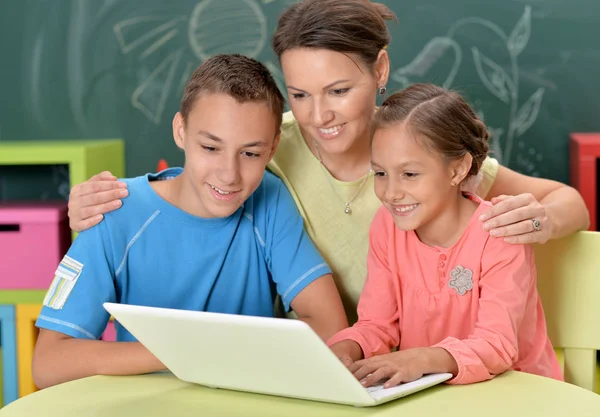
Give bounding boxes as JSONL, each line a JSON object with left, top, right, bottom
{"left": 272, "top": 0, "right": 396, "bottom": 69}
{"left": 373, "top": 83, "right": 490, "bottom": 178}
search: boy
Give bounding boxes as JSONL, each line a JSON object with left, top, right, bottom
{"left": 32, "top": 54, "right": 348, "bottom": 389}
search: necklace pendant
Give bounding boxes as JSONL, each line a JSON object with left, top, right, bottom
{"left": 344, "top": 204, "right": 352, "bottom": 215}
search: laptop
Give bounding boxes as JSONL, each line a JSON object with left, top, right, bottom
{"left": 103, "top": 302, "right": 452, "bottom": 407}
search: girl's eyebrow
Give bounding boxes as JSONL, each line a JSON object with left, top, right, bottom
{"left": 372, "top": 160, "right": 425, "bottom": 170}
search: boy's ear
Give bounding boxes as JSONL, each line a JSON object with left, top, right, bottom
{"left": 268, "top": 133, "right": 281, "bottom": 159}
{"left": 172, "top": 112, "right": 186, "bottom": 150}
{"left": 451, "top": 153, "right": 473, "bottom": 186}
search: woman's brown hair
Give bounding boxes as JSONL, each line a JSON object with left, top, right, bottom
{"left": 272, "top": 0, "right": 397, "bottom": 70}
{"left": 373, "top": 83, "right": 490, "bottom": 178}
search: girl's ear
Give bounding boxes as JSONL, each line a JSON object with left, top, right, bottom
{"left": 450, "top": 153, "right": 473, "bottom": 186}
{"left": 172, "top": 112, "right": 186, "bottom": 150}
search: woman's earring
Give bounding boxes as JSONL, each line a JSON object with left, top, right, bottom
{"left": 378, "top": 85, "right": 387, "bottom": 95}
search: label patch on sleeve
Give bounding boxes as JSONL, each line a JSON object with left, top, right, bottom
{"left": 43, "top": 256, "right": 84, "bottom": 310}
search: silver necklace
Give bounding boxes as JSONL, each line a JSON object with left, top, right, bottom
{"left": 313, "top": 139, "right": 372, "bottom": 215}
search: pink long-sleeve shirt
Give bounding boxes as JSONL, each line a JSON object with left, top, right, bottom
{"left": 328, "top": 196, "right": 563, "bottom": 385}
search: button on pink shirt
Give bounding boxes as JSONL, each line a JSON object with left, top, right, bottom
{"left": 328, "top": 196, "right": 563, "bottom": 384}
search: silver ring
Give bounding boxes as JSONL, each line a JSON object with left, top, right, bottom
{"left": 531, "top": 219, "right": 542, "bottom": 232}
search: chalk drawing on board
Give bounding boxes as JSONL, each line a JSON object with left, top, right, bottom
{"left": 516, "top": 141, "right": 542, "bottom": 177}
{"left": 392, "top": 37, "right": 462, "bottom": 89}
{"left": 178, "top": 61, "right": 196, "bottom": 95}
{"left": 113, "top": 0, "right": 267, "bottom": 124}
{"left": 188, "top": 0, "right": 267, "bottom": 61}
{"left": 131, "top": 50, "right": 183, "bottom": 125}
{"left": 394, "top": 6, "right": 544, "bottom": 169}
{"left": 113, "top": 16, "right": 186, "bottom": 56}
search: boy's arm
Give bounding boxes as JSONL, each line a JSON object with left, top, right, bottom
{"left": 33, "top": 329, "right": 165, "bottom": 389}
{"left": 289, "top": 273, "right": 348, "bottom": 341}
{"left": 265, "top": 180, "right": 347, "bottom": 340}
{"left": 33, "top": 214, "right": 155, "bottom": 387}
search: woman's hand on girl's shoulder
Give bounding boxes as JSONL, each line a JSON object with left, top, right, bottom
{"left": 479, "top": 194, "right": 551, "bottom": 245}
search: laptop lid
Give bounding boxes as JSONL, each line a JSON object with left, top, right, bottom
{"left": 103, "top": 303, "right": 376, "bottom": 406}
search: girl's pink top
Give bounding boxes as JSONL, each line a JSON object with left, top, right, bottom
{"left": 328, "top": 195, "right": 563, "bottom": 384}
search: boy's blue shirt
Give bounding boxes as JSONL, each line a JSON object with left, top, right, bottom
{"left": 36, "top": 168, "right": 331, "bottom": 341}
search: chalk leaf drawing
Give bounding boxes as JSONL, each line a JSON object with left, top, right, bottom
{"left": 393, "top": 37, "right": 462, "bottom": 89}
{"left": 394, "top": 6, "right": 543, "bottom": 167}
{"left": 472, "top": 48, "right": 515, "bottom": 104}
{"left": 507, "top": 6, "right": 531, "bottom": 56}
{"left": 514, "top": 88, "right": 545, "bottom": 137}
{"left": 489, "top": 127, "right": 505, "bottom": 162}
{"left": 113, "top": 0, "right": 268, "bottom": 125}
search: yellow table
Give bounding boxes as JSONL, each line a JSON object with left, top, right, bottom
{"left": 1, "top": 371, "right": 599, "bottom": 417}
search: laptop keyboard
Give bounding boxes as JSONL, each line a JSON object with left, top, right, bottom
{"left": 365, "top": 384, "right": 386, "bottom": 393}
{"left": 365, "top": 383, "right": 409, "bottom": 401}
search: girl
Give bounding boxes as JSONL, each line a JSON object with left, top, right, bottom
{"left": 328, "top": 84, "right": 563, "bottom": 387}
{"left": 66, "top": 0, "right": 589, "bottom": 324}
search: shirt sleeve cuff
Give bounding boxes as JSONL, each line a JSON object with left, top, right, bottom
{"left": 327, "top": 328, "right": 376, "bottom": 359}
{"left": 281, "top": 263, "right": 332, "bottom": 311}
{"left": 36, "top": 314, "right": 97, "bottom": 340}
{"left": 434, "top": 337, "right": 469, "bottom": 385}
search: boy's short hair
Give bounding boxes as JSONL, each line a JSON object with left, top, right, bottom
{"left": 180, "top": 54, "right": 285, "bottom": 135}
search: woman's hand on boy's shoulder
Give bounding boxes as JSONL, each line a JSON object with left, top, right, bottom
{"left": 68, "top": 171, "right": 129, "bottom": 232}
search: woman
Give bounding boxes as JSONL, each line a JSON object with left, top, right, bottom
{"left": 67, "top": 0, "right": 589, "bottom": 323}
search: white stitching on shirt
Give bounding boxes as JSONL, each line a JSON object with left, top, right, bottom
{"left": 253, "top": 227, "right": 266, "bottom": 247}
{"left": 37, "top": 314, "right": 96, "bottom": 339}
{"left": 115, "top": 210, "right": 160, "bottom": 277}
{"left": 242, "top": 212, "right": 265, "bottom": 248}
{"left": 282, "top": 263, "right": 329, "bottom": 302}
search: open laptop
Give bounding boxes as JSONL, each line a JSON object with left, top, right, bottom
{"left": 103, "top": 302, "right": 452, "bottom": 407}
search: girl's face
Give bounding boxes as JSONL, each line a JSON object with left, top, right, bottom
{"left": 371, "top": 124, "right": 467, "bottom": 237}
{"left": 280, "top": 48, "right": 388, "bottom": 156}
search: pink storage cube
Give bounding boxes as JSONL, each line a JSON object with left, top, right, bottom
{"left": 101, "top": 320, "right": 116, "bottom": 342}
{"left": 0, "top": 202, "right": 70, "bottom": 289}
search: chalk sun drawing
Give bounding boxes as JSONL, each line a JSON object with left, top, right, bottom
{"left": 113, "top": 0, "right": 268, "bottom": 125}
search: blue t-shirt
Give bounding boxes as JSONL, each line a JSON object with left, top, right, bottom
{"left": 36, "top": 168, "right": 331, "bottom": 341}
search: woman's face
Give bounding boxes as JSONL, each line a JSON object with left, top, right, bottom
{"left": 280, "top": 48, "right": 388, "bottom": 156}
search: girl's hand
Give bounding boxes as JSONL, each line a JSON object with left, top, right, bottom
{"left": 479, "top": 194, "right": 551, "bottom": 245}
{"left": 68, "top": 171, "right": 128, "bottom": 232}
{"left": 349, "top": 348, "right": 427, "bottom": 389}
{"left": 349, "top": 347, "right": 457, "bottom": 389}
{"left": 329, "top": 340, "right": 362, "bottom": 368}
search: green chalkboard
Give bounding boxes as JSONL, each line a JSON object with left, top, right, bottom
{"left": 1, "top": 0, "right": 599, "bottom": 200}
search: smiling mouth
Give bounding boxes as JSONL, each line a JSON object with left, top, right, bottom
{"left": 209, "top": 184, "right": 239, "bottom": 195}
{"left": 392, "top": 203, "right": 419, "bottom": 213}
{"left": 318, "top": 123, "right": 346, "bottom": 137}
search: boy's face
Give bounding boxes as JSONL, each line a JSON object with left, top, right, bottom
{"left": 173, "top": 93, "right": 279, "bottom": 218}
{"left": 371, "top": 124, "right": 459, "bottom": 235}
